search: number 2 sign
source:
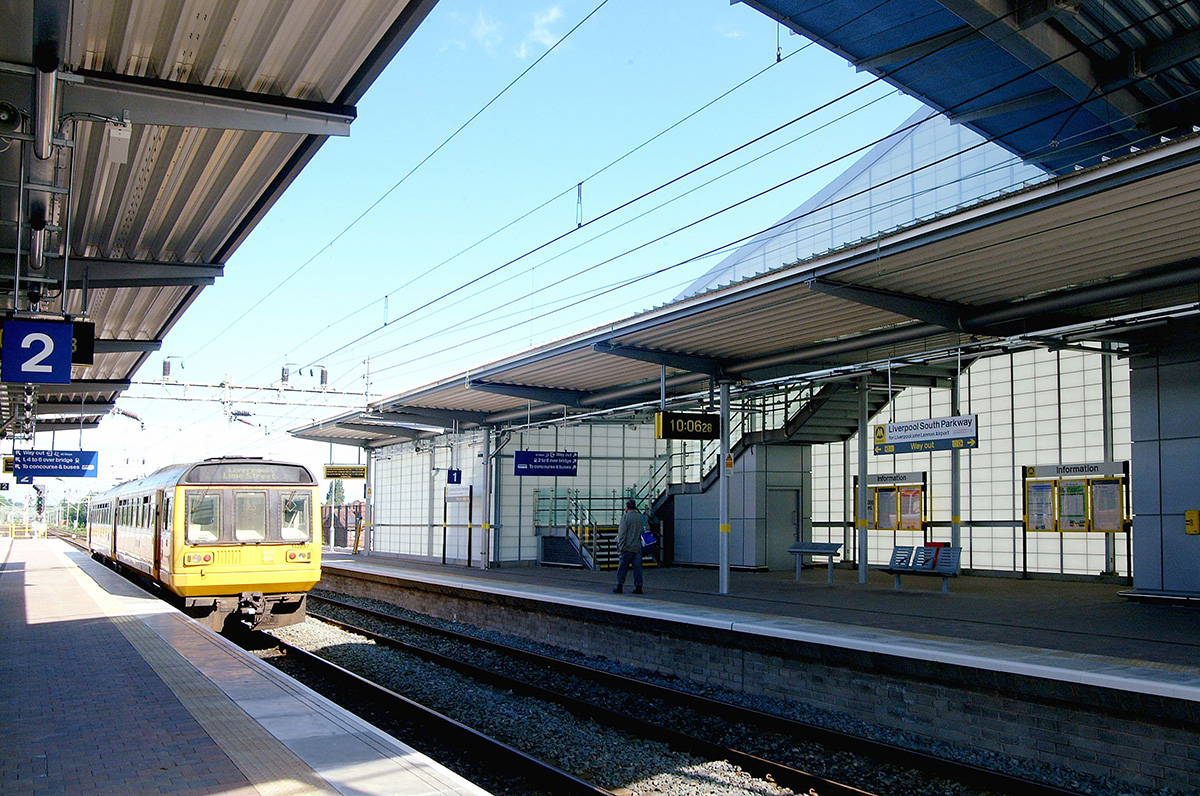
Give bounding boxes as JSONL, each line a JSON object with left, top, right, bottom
{"left": 1, "top": 320, "right": 73, "bottom": 384}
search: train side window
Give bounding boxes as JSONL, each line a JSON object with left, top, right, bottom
{"left": 234, "top": 492, "right": 267, "bottom": 542}
{"left": 186, "top": 493, "right": 220, "bottom": 543}
{"left": 281, "top": 493, "right": 311, "bottom": 541}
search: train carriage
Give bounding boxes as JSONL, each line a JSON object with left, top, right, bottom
{"left": 87, "top": 457, "right": 322, "bottom": 631}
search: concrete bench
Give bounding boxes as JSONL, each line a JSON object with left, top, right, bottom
{"left": 787, "top": 541, "right": 843, "bottom": 584}
{"left": 879, "top": 545, "right": 961, "bottom": 593}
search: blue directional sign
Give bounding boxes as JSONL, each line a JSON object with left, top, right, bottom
{"left": 13, "top": 450, "right": 99, "bottom": 479}
{"left": 514, "top": 450, "right": 578, "bottom": 477}
{"left": 1, "top": 320, "right": 74, "bottom": 384}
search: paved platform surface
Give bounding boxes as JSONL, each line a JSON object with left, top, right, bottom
{"left": 0, "top": 538, "right": 491, "bottom": 796}
{"left": 323, "top": 552, "right": 1200, "bottom": 701}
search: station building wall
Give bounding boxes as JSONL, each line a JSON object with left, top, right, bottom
{"left": 370, "top": 347, "right": 1131, "bottom": 577}
{"left": 373, "top": 428, "right": 490, "bottom": 563}
{"left": 806, "top": 347, "right": 1131, "bottom": 576}
{"left": 372, "top": 423, "right": 661, "bottom": 566}
{"left": 671, "top": 445, "right": 811, "bottom": 569}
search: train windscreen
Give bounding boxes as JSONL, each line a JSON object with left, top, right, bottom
{"left": 184, "top": 488, "right": 314, "bottom": 544}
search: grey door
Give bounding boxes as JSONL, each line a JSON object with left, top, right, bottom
{"left": 766, "top": 489, "right": 800, "bottom": 570}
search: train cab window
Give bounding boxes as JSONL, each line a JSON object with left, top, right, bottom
{"left": 281, "top": 493, "right": 311, "bottom": 541}
{"left": 234, "top": 492, "right": 267, "bottom": 542}
{"left": 186, "top": 493, "right": 220, "bottom": 543}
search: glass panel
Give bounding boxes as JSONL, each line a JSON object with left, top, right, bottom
{"left": 186, "top": 493, "right": 220, "bottom": 543}
{"left": 235, "top": 492, "right": 267, "bottom": 541}
{"left": 281, "top": 492, "right": 311, "bottom": 541}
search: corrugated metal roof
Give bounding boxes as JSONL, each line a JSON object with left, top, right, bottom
{"left": 293, "top": 133, "right": 1200, "bottom": 447}
{"left": 1, "top": 0, "right": 438, "bottom": 439}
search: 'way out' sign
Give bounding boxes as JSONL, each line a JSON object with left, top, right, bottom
{"left": 874, "top": 415, "right": 978, "bottom": 455}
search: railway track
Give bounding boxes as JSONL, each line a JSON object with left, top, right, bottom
{"left": 293, "top": 595, "right": 874, "bottom": 796}
{"left": 301, "top": 591, "right": 1088, "bottom": 796}
{"left": 244, "top": 630, "right": 612, "bottom": 796}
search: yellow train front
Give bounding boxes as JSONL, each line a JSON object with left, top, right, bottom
{"left": 88, "top": 457, "right": 322, "bottom": 631}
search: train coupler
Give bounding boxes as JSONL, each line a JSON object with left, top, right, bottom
{"left": 237, "top": 591, "right": 265, "bottom": 624}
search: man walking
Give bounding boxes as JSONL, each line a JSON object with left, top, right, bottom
{"left": 613, "top": 498, "right": 644, "bottom": 594}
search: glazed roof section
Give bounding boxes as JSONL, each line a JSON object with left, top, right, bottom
{"left": 739, "top": 0, "right": 1200, "bottom": 174}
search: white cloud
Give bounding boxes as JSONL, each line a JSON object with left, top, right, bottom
{"left": 472, "top": 9, "right": 504, "bottom": 53}
{"left": 516, "top": 6, "right": 563, "bottom": 59}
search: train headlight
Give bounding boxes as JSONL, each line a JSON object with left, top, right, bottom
{"left": 286, "top": 550, "right": 311, "bottom": 563}
{"left": 184, "top": 551, "right": 214, "bottom": 566}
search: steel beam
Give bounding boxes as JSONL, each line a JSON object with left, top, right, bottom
{"left": 337, "top": 422, "right": 424, "bottom": 439}
{"left": 63, "top": 71, "right": 355, "bottom": 136}
{"left": 367, "top": 407, "right": 490, "bottom": 427}
{"left": 35, "top": 401, "right": 114, "bottom": 414}
{"left": 593, "top": 341, "right": 726, "bottom": 378}
{"left": 41, "top": 379, "right": 131, "bottom": 393}
{"left": 854, "top": 26, "right": 979, "bottom": 72}
{"left": 807, "top": 278, "right": 969, "bottom": 329}
{"left": 94, "top": 339, "right": 163, "bottom": 354}
{"left": 47, "top": 257, "right": 223, "bottom": 288}
{"left": 35, "top": 419, "right": 100, "bottom": 431}
{"left": 467, "top": 379, "right": 592, "bottom": 408}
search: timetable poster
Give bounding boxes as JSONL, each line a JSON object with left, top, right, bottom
{"left": 1059, "top": 481, "right": 1089, "bottom": 531}
{"left": 876, "top": 487, "right": 898, "bottom": 530}
{"left": 1090, "top": 478, "right": 1124, "bottom": 532}
{"left": 1027, "top": 481, "right": 1055, "bottom": 531}
{"left": 899, "top": 486, "right": 923, "bottom": 530}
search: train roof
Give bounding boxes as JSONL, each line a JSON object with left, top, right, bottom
{"left": 90, "top": 457, "right": 315, "bottom": 501}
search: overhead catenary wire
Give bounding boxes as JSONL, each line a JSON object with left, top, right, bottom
{"left": 274, "top": 41, "right": 819, "bottom": 366}
{"left": 150, "top": 1, "right": 1180, "bottom": 453}
{"left": 184, "top": 0, "right": 614, "bottom": 364}
{"left": 349, "top": 73, "right": 1200, "bottom": 381}
{"left": 289, "top": 4, "right": 1053, "bottom": 373}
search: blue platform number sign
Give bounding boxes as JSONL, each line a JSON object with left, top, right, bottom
{"left": 1, "top": 320, "right": 74, "bottom": 384}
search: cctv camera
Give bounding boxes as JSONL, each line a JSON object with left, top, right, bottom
{"left": 0, "top": 102, "right": 20, "bottom": 134}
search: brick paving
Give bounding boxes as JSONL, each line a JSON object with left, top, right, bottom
{"left": 0, "top": 539, "right": 258, "bottom": 796}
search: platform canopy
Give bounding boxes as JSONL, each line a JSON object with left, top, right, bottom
{"left": 291, "top": 132, "right": 1200, "bottom": 449}
{"left": 739, "top": 0, "right": 1200, "bottom": 175}
{"left": 0, "top": 0, "right": 438, "bottom": 440}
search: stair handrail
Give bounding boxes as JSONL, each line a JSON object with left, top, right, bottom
{"left": 566, "top": 489, "right": 603, "bottom": 566}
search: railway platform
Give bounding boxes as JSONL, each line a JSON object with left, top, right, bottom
{"left": 0, "top": 537, "right": 491, "bottom": 796}
{"left": 319, "top": 552, "right": 1200, "bottom": 792}
{"left": 321, "top": 551, "right": 1200, "bottom": 672}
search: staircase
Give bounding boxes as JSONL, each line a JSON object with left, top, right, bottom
{"left": 535, "top": 489, "right": 659, "bottom": 571}
{"left": 537, "top": 370, "right": 950, "bottom": 567}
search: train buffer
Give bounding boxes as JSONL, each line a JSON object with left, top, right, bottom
{"left": 879, "top": 545, "right": 962, "bottom": 593}
{"left": 787, "top": 541, "right": 843, "bottom": 584}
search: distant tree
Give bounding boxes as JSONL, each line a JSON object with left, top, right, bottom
{"left": 326, "top": 480, "right": 345, "bottom": 505}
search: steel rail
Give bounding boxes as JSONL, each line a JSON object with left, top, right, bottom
{"left": 306, "top": 602, "right": 873, "bottom": 796}
{"left": 310, "top": 592, "right": 1087, "bottom": 796}
{"left": 253, "top": 633, "right": 614, "bottom": 796}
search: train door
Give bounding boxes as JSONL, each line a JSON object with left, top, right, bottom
{"left": 155, "top": 491, "right": 170, "bottom": 581}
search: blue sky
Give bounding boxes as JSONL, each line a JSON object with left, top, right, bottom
{"left": 50, "top": 0, "right": 920, "bottom": 498}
